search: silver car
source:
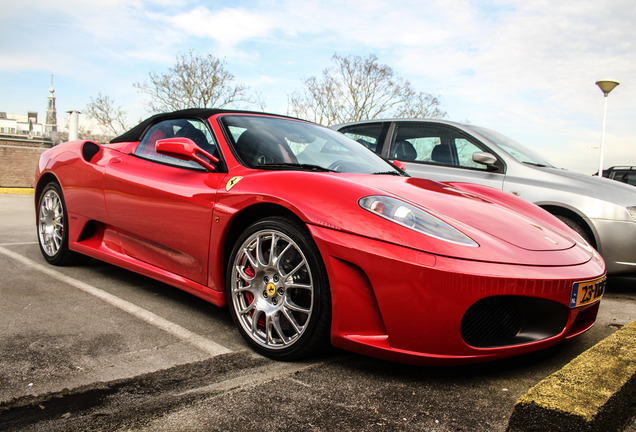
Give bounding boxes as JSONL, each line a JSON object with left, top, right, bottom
{"left": 333, "top": 119, "right": 636, "bottom": 275}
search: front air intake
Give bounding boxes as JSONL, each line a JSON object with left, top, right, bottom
{"left": 461, "top": 296, "right": 568, "bottom": 348}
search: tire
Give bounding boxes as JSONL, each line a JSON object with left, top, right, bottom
{"left": 226, "top": 216, "right": 331, "bottom": 360}
{"left": 37, "top": 182, "right": 85, "bottom": 266}
{"left": 555, "top": 214, "right": 593, "bottom": 246}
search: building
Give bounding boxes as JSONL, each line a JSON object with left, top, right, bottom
{"left": 45, "top": 76, "right": 58, "bottom": 138}
{"left": 0, "top": 80, "right": 57, "bottom": 187}
{"left": 0, "top": 112, "right": 48, "bottom": 143}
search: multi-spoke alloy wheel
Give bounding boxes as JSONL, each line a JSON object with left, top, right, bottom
{"left": 36, "top": 182, "right": 83, "bottom": 265}
{"left": 228, "top": 217, "right": 330, "bottom": 360}
{"left": 38, "top": 187, "right": 64, "bottom": 257}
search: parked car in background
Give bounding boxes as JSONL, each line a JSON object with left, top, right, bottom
{"left": 602, "top": 166, "right": 636, "bottom": 186}
{"left": 332, "top": 119, "right": 636, "bottom": 275}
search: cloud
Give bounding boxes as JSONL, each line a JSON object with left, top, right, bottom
{"left": 172, "top": 6, "right": 277, "bottom": 48}
{"left": 164, "top": 0, "right": 635, "bottom": 172}
{"left": 0, "top": 0, "right": 187, "bottom": 72}
{"left": 1, "top": 0, "right": 633, "bottom": 173}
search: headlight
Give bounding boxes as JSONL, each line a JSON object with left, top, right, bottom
{"left": 627, "top": 206, "right": 636, "bottom": 222}
{"left": 359, "top": 196, "right": 478, "bottom": 247}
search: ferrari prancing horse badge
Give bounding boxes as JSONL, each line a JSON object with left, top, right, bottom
{"left": 226, "top": 176, "right": 243, "bottom": 191}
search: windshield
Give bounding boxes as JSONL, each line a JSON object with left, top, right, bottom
{"left": 221, "top": 115, "right": 401, "bottom": 175}
{"left": 466, "top": 125, "right": 555, "bottom": 168}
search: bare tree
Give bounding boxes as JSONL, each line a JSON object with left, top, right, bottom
{"left": 134, "top": 51, "right": 256, "bottom": 112}
{"left": 288, "top": 54, "right": 446, "bottom": 125}
{"left": 84, "top": 92, "right": 130, "bottom": 139}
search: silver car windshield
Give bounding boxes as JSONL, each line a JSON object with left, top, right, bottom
{"left": 467, "top": 125, "right": 556, "bottom": 168}
{"left": 221, "top": 115, "right": 402, "bottom": 175}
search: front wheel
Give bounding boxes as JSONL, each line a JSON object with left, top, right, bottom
{"left": 555, "top": 214, "right": 594, "bottom": 247}
{"left": 226, "top": 217, "right": 331, "bottom": 360}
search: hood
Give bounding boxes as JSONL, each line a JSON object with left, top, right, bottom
{"left": 355, "top": 175, "right": 576, "bottom": 252}
{"left": 513, "top": 165, "right": 636, "bottom": 207}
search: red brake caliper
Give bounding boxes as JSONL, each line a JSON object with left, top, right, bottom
{"left": 242, "top": 265, "right": 266, "bottom": 331}
{"left": 244, "top": 266, "right": 255, "bottom": 305}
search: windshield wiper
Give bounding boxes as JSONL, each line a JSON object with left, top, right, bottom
{"left": 522, "top": 161, "right": 551, "bottom": 168}
{"left": 373, "top": 170, "right": 405, "bottom": 176}
{"left": 257, "top": 163, "right": 336, "bottom": 172}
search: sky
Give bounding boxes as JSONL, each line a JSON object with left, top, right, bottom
{"left": 1, "top": 0, "right": 634, "bottom": 174}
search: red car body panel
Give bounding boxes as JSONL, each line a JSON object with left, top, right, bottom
{"left": 34, "top": 111, "right": 606, "bottom": 365}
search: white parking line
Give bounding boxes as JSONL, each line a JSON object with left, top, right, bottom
{"left": 0, "top": 245, "right": 232, "bottom": 357}
{"left": 0, "top": 242, "right": 37, "bottom": 246}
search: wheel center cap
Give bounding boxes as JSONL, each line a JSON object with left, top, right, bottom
{"left": 266, "top": 282, "right": 277, "bottom": 297}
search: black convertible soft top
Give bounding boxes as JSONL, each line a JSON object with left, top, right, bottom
{"left": 110, "top": 108, "right": 289, "bottom": 143}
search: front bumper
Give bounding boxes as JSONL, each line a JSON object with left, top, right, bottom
{"left": 309, "top": 224, "right": 606, "bottom": 365}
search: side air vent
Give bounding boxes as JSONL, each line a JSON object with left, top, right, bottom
{"left": 82, "top": 141, "right": 102, "bottom": 163}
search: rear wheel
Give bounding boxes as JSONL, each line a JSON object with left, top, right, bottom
{"left": 37, "top": 182, "right": 85, "bottom": 265}
{"left": 226, "top": 216, "right": 331, "bottom": 360}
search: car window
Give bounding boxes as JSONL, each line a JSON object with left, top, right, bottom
{"left": 456, "top": 138, "right": 487, "bottom": 169}
{"left": 466, "top": 125, "right": 554, "bottom": 168}
{"left": 134, "top": 118, "right": 218, "bottom": 169}
{"left": 337, "top": 123, "right": 389, "bottom": 154}
{"left": 392, "top": 123, "right": 491, "bottom": 170}
{"left": 618, "top": 171, "right": 636, "bottom": 186}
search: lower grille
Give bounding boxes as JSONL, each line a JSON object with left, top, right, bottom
{"left": 461, "top": 296, "right": 568, "bottom": 348}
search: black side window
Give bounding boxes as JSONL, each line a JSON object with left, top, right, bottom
{"left": 338, "top": 123, "right": 389, "bottom": 154}
{"left": 621, "top": 172, "right": 636, "bottom": 186}
{"left": 135, "top": 118, "right": 218, "bottom": 169}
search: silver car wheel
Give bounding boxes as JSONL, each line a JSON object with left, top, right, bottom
{"left": 230, "top": 229, "right": 314, "bottom": 350}
{"left": 38, "top": 188, "right": 64, "bottom": 257}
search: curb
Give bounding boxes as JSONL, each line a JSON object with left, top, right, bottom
{"left": 507, "top": 320, "right": 636, "bottom": 432}
{"left": 0, "top": 188, "right": 34, "bottom": 195}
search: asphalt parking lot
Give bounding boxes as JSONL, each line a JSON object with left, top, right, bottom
{"left": 1, "top": 192, "right": 635, "bottom": 431}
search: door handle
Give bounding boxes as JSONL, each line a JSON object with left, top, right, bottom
{"left": 111, "top": 157, "right": 122, "bottom": 164}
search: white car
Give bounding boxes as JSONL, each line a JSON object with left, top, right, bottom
{"left": 333, "top": 119, "right": 636, "bottom": 275}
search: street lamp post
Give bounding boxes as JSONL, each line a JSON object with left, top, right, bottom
{"left": 595, "top": 79, "right": 619, "bottom": 176}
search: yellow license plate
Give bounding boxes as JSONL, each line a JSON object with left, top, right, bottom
{"left": 570, "top": 275, "right": 606, "bottom": 308}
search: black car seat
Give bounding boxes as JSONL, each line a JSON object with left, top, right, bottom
{"left": 393, "top": 140, "right": 417, "bottom": 161}
{"left": 431, "top": 144, "right": 453, "bottom": 165}
{"left": 236, "top": 130, "right": 289, "bottom": 167}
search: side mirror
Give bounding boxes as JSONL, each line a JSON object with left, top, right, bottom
{"left": 156, "top": 137, "right": 219, "bottom": 171}
{"left": 391, "top": 160, "right": 407, "bottom": 171}
{"left": 472, "top": 151, "right": 497, "bottom": 167}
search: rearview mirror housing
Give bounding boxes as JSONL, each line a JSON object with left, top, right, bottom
{"left": 156, "top": 137, "right": 219, "bottom": 171}
{"left": 391, "top": 160, "right": 407, "bottom": 171}
{"left": 473, "top": 151, "right": 498, "bottom": 167}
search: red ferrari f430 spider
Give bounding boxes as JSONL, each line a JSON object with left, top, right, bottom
{"left": 35, "top": 109, "right": 605, "bottom": 365}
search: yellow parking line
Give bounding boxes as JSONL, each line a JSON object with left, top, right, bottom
{"left": 0, "top": 188, "right": 34, "bottom": 194}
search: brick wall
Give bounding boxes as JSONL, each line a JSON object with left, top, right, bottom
{"left": 0, "top": 145, "right": 48, "bottom": 188}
